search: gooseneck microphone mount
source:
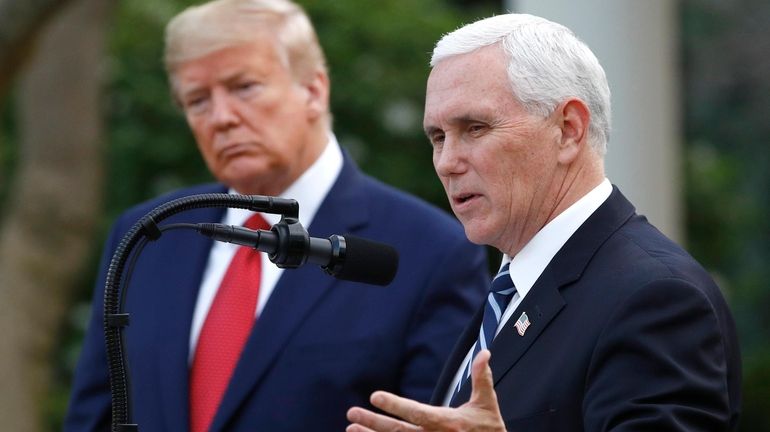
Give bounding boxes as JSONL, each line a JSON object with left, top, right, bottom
{"left": 104, "top": 193, "right": 398, "bottom": 431}
{"left": 104, "top": 194, "right": 301, "bottom": 431}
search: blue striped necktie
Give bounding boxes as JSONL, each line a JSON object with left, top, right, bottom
{"left": 450, "top": 262, "right": 516, "bottom": 405}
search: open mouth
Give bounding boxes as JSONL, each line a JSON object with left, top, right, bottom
{"left": 454, "top": 193, "right": 478, "bottom": 205}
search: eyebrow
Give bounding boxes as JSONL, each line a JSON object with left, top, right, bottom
{"left": 222, "top": 70, "right": 251, "bottom": 83}
{"left": 424, "top": 114, "right": 487, "bottom": 136}
{"left": 423, "top": 125, "right": 441, "bottom": 137}
{"left": 183, "top": 69, "right": 251, "bottom": 89}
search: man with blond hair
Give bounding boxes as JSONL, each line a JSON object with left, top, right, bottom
{"left": 64, "top": 1, "right": 487, "bottom": 430}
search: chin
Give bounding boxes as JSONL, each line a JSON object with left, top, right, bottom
{"left": 220, "top": 167, "right": 269, "bottom": 188}
{"left": 462, "top": 225, "right": 491, "bottom": 247}
{"left": 218, "top": 175, "right": 261, "bottom": 195}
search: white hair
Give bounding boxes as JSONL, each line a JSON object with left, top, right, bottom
{"left": 431, "top": 14, "right": 611, "bottom": 156}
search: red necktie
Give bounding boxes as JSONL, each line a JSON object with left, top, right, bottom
{"left": 189, "top": 213, "right": 269, "bottom": 432}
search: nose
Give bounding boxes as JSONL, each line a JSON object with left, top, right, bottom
{"left": 433, "top": 137, "right": 466, "bottom": 177}
{"left": 209, "top": 89, "right": 240, "bottom": 130}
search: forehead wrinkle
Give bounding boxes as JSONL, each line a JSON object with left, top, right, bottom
{"left": 424, "top": 53, "right": 513, "bottom": 134}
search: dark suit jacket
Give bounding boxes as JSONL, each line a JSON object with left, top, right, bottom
{"left": 65, "top": 157, "right": 488, "bottom": 431}
{"left": 432, "top": 187, "right": 741, "bottom": 431}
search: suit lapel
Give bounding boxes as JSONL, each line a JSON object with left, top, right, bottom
{"left": 487, "top": 279, "right": 565, "bottom": 386}
{"left": 210, "top": 157, "right": 370, "bottom": 431}
{"left": 430, "top": 307, "right": 484, "bottom": 405}
{"left": 448, "top": 281, "right": 566, "bottom": 406}
{"left": 447, "top": 187, "right": 636, "bottom": 405}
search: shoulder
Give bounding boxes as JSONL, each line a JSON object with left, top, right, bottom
{"left": 350, "top": 174, "right": 485, "bottom": 267}
{"left": 106, "top": 183, "right": 226, "bottom": 239}
{"left": 571, "top": 212, "right": 733, "bottom": 349}
{"left": 115, "top": 183, "right": 225, "bottom": 224}
{"left": 313, "top": 164, "right": 488, "bottom": 303}
{"left": 355, "top": 173, "right": 466, "bottom": 236}
{"left": 602, "top": 215, "right": 720, "bottom": 299}
{"left": 580, "top": 216, "right": 740, "bottom": 430}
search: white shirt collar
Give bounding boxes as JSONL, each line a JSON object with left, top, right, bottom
{"left": 504, "top": 178, "right": 612, "bottom": 298}
{"left": 224, "top": 132, "right": 344, "bottom": 227}
{"left": 188, "top": 133, "right": 343, "bottom": 361}
{"left": 442, "top": 179, "right": 613, "bottom": 406}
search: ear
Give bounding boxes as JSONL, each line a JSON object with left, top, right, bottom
{"left": 302, "top": 68, "right": 330, "bottom": 122}
{"left": 555, "top": 98, "right": 591, "bottom": 165}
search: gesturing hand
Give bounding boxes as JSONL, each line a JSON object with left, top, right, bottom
{"left": 346, "top": 350, "right": 505, "bottom": 432}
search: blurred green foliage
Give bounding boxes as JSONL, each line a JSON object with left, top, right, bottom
{"left": 682, "top": 1, "right": 770, "bottom": 430}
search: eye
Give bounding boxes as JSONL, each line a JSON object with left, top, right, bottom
{"left": 183, "top": 94, "right": 210, "bottom": 115}
{"left": 233, "top": 81, "right": 261, "bottom": 98}
{"left": 429, "top": 132, "right": 445, "bottom": 148}
{"left": 468, "top": 123, "right": 487, "bottom": 135}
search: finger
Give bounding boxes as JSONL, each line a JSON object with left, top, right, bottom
{"left": 347, "top": 406, "right": 421, "bottom": 432}
{"left": 346, "top": 423, "right": 377, "bottom": 432}
{"left": 370, "top": 391, "right": 452, "bottom": 428}
{"left": 468, "top": 350, "right": 499, "bottom": 409}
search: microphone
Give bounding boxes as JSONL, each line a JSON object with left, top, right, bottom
{"left": 196, "top": 222, "right": 398, "bottom": 286}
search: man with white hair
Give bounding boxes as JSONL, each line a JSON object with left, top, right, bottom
{"left": 347, "top": 13, "right": 741, "bottom": 431}
{"left": 64, "top": 1, "right": 488, "bottom": 431}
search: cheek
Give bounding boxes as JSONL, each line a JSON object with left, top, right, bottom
{"left": 438, "top": 173, "right": 449, "bottom": 188}
{"left": 196, "top": 142, "right": 219, "bottom": 174}
{"left": 192, "top": 132, "right": 215, "bottom": 160}
{"left": 189, "top": 132, "right": 221, "bottom": 173}
{"left": 187, "top": 117, "right": 211, "bottom": 147}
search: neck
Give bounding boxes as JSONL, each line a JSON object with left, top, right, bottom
{"left": 545, "top": 159, "right": 605, "bottom": 225}
{"left": 502, "top": 155, "right": 604, "bottom": 257}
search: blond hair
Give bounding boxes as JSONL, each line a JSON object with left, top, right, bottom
{"left": 164, "top": 0, "right": 326, "bottom": 83}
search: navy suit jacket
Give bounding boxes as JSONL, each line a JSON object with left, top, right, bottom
{"left": 65, "top": 157, "right": 488, "bottom": 431}
{"left": 432, "top": 187, "right": 741, "bottom": 431}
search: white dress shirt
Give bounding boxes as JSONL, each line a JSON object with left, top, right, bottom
{"left": 442, "top": 178, "right": 613, "bottom": 405}
{"left": 188, "top": 134, "right": 344, "bottom": 361}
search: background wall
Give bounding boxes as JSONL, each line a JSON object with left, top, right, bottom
{"left": 512, "top": 0, "right": 682, "bottom": 242}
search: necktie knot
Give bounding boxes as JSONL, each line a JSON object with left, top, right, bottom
{"left": 450, "top": 262, "right": 516, "bottom": 405}
{"left": 244, "top": 213, "right": 270, "bottom": 231}
{"left": 490, "top": 263, "right": 515, "bottom": 296}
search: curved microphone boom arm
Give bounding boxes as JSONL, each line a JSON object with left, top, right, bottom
{"left": 103, "top": 194, "right": 299, "bottom": 432}
{"left": 103, "top": 193, "right": 398, "bottom": 431}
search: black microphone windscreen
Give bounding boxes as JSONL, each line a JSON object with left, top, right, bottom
{"left": 335, "top": 235, "right": 398, "bottom": 286}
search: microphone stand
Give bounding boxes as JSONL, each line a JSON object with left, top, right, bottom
{"left": 103, "top": 193, "right": 300, "bottom": 431}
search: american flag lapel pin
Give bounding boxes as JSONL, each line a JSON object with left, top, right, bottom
{"left": 514, "top": 312, "right": 531, "bottom": 336}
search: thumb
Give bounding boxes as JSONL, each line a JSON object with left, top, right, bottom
{"left": 468, "top": 350, "right": 499, "bottom": 409}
